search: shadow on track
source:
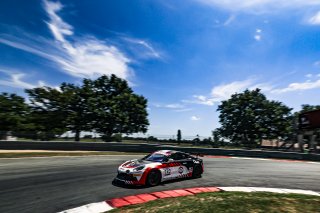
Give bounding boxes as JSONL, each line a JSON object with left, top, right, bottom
{"left": 112, "top": 176, "right": 201, "bottom": 189}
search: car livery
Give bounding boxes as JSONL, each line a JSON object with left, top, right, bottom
{"left": 115, "top": 150, "right": 203, "bottom": 186}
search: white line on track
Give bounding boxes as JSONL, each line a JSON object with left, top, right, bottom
{"left": 0, "top": 155, "right": 143, "bottom": 160}
{"left": 58, "top": 201, "right": 113, "bottom": 213}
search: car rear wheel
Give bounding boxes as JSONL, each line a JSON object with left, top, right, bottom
{"left": 146, "top": 170, "right": 161, "bottom": 186}
{"left": 192, "top": 165, "right": 202, "bottom": 178}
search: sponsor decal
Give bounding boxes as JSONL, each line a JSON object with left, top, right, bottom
{"left": 164, "top": 168, "right": 171, "bottom": 176}
{"left": 178, "top": 166, "right": 184, "bottom": 174}
{"left": 189, "top": 167, "right": 193, "bottom": 172}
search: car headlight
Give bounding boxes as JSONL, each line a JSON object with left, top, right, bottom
{"left": 133, "top": 165, "right": 145, "bottom": 171}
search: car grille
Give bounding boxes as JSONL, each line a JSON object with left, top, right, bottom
{"left": 117, "top": 173, "right": 138, "bottom": 181}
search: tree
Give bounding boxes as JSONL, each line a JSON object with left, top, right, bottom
{"left": 59, "top": 82, "right": 94, "bottom": 141}
{"left": 212, "top": 129, "right": 222, "bottom": 147}
{"left": 25, "top": 87, "right": 67, "bottom": 140}
{"left": 25, "top": 74, "right": 149, "bottom": 142}
{"left": 217, "top": 89, "right": 292, "bottom": 147}
{"left": 177, "top": 129, "right": 182, "bottom": 144}
{"left": 87, "top": 74, "right": 149, "bottom": 141}
{"left": 0, "top": 93, "right": 29, "bottom": 139}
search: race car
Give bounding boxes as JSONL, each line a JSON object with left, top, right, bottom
{"left": 114, "top": 150, "right": 203, "bottom": 186}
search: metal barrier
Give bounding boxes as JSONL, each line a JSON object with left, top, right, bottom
{"left": 0, "top": 141, "right": 319, "bottom": 161}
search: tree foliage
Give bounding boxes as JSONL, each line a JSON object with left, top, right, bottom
{"left": 25, "top": 87, "right": 68, "bottom": 140}
{"left": 0, "top": 93, "right": 29, "bottom": 139}
{"left": 217, "top": 89, "right": 292, "bottom": 147}
{"left": 24, "top": 74, "right": 149, "bottom": 141}
{"left": 177, "top": 129, "right": 182, "bottom": 144}
{"left": 86, "top": 75, "right": 149, "bottom": 141}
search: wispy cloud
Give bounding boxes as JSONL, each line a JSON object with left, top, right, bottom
{"left": 0, "top": 70, "right": 47, "bottom": 89}
{"left": 174, "top": 108, "right": 193, "bottom": 112}
{"left": 211, "top": 79, "right": 254, "bottom": 100}
{"left": 0, "top": 0, "right": 163, "bottom": 81}
{"left": 122, "top": 37, "right": 162, "bottom": 59}
{"left": 42, "top": 0, "right": 131, "bottom": 79}
{"left": 196, "top": 0, "right": 320, "bottom": 13}
{"left": 183, "top": 95, "right": 216, "bottom": 106}
{"left": 191, "top": 116, "right": 200, "bottom": 121}
{"left": 305, "top": 74, "right": 313, "bottom": 78}
{"left": 152, "top": 103, "right": 193, "bottom": 112}
{"left": 272, "top": 79, "right": 320, "bottom": 93}
{"left": 223, "top": 14, "right": 236, "bottom": 26}
{"left": 153, "top": 103, "right": 186, "bottom": 109}
{"left": 185, "top": 78, "right": 274, "bottom": 106}
{"left": 308, "top": 11, "right": 320, "bottom": 25}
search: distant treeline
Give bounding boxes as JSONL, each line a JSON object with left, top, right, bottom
{"left": 0, "top": 74, "right": 148, "bottom": 141}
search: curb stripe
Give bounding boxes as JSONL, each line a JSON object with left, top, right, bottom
{"left": 59, "top": 186, "right": 320, "bottom": 212}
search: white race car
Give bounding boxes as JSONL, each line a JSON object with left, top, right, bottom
{"left": 114, "top": 150, "right": 203, "bottom": 186}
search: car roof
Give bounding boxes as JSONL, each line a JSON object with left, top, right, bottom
{"left": 153, "top": 150, "right": 178, "bottom": 156}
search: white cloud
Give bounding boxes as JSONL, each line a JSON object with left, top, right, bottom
{"left": 43, "top": 0, "right": 73, "bottom": 43}
{"left": 188, "top": 95, "right": 216, "bottom": 106}
{"left": 153, "top": 103, "right": 186, "bottom": 109}
{"left": 196, "top": 0, "right": 320, "bottom": 13}
{"left": 308, "top": 11, "right": 320, "bottom": 25}
{"left": 211, "top": 79, "right": 253, "bottom": 100}
{"left": 165, "top": 104, "right": 185, "bottom": 109}
{"left": 122, "top": 37, "right": 161, "bottom": 59}
{"left": 305, "top": 74, "right": 313, "bottom": 78}
{"left": 249, "top": 83, "right": 273, "bottom": 91}
{"left": 191, "top": 116, "right": 200, "bottom": 121}
{"left": 0, "top": 37, "right": 58, "bottom": 62}
{"left": 174, "top": 108, "right": 193, "bottom": 112}
{"left": 254, "top": 28, "right": 262, "bottom": 41}
{"left": 152, "top": 103, "right": 192, "bottom": 112}
{"left": 254, "top": 34, "right": 261, "bottom": 41}
{"left": 272, "top": 79, "right": 320, "bottom": 93}
{"left": 0, "top": 72, "right": 47, "bottom": 89}
{"left": 0, "top": 1, "right": 161, "bottom": 82}
{"left": 185, "top": 78, "right": 274, "bottom": 106}
{"left": 42, "top": 0, "right": 131, "bottom": 79}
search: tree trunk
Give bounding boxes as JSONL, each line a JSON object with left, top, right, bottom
{"left": 0, "top": 131, "right": 8, "bottom": 140}
{"left": 75, "top": 130, "right": 80, "bottom": 142}
{"left": 102, "top": 132, "right": 113, "bottom": 142}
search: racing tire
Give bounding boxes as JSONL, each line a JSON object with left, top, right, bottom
{"left": 192, "top": 165, "right": 202, "bottom": 178}
{"left": 146, "top": 169, "right": 161, "bottom": 186}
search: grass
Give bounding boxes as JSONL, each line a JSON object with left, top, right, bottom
{"left": 0, "top": 151, "right": 146, "bottom": 158}
{"left": 109, "top": 192, "right": 320, "bottom": 213}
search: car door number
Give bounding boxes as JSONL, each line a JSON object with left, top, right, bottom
{"left": 164, "top": 168, "right": 171, "bottom": 176}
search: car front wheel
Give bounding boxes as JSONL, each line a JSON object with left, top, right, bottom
{"left": 146, "top": 169, "right": 161, "bottom": 186}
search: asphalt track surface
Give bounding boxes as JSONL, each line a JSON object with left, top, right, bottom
{"left": 0, "top": 155, "right": 319, "bottom": 213}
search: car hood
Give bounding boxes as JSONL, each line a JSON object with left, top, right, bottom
{"left": 120, "top": 159, "right": 153, "bottom": 169}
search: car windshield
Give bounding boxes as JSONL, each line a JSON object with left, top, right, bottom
{"left": 142, "top": 153, "right": 167, "bottom": 162}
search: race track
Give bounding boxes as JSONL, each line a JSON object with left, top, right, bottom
{"left": 0, "top": 155, "right": 319, "bottom": 213}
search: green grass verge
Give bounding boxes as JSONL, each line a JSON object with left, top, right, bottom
{"left": 109, "top": 192, "right": 320, "bottom": 213}
{"left": 0, "top": 151, "right": 146, "bottom": 158}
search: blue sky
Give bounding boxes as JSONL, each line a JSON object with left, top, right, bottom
{"left": 1, "top": 0, "right": 320, "bottom": 138}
